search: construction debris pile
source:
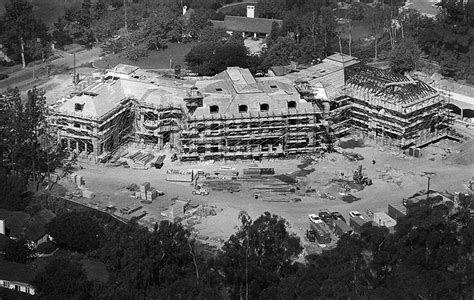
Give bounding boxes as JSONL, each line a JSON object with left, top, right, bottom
{"left": 202, "top": 178, "right": 241, "bottom": 193}
{"left": 375, "top": 165, "right": 404, "bottom": 186}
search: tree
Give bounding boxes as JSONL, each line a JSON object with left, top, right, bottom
{"left": 218, "top": 211, "right": 302, "bottom": 299}
{"left": 257, "top": 0, "right": 287, "bottom": 19}
{"left": 185, "top": 32, "right": 250, "bottom": 75}
{"left": 389, "top": 37, "right": 422, "bottom": 74}
{"left": 5, "top": 238, "right": 36, "bottom": 263}
{"left": 97, "top": 220, "right": 222, "bottom": 298}
{"left": 0, "top": 0, "right": 50, "bottom": 67}
{"left": 0, "top": 88, "right": 65, "bottom": 188}
{"left": 46, "top": 212, "right": 105, "bottom": 253}
{"left": 185, "top": 9, "right": 214, "bottom": 40}
{"left": 33, "top": 258, "right": 92, "bottom": 299}
{"left": 261, "top": 36, "right": 299, "bottom": 69}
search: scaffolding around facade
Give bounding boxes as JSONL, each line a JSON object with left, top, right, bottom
{"left": 47, "top": 61, "right": 455, "bottom": 163}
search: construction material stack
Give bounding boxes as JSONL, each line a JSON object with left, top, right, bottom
{"left": 166, "top": 170, "right": 194, "bottom": 182}
{"left": 140, "top": 182, "right": 150, "bottom": 200}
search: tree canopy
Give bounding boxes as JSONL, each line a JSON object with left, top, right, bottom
{"left": 400, "top": 0, "right": 474, "bottom": 82}
{"left": 33, "top": 258, "right": 92, "bottom": 299}
{"left": 185, "top": 30, "right": 250, "bottom": 75}
{"left": 218, "top": 211, "right": 302, "bottom": 298}
{"left": 4, "top": 238, "right": 36, "bottom": 264}
{"left": 46, "top": 211, "right": 105, "bottom": 253}
{"left": 0, "top": 0, "right": 51, "bottom": 67}
{"left": 0, "top": 88, "right": 65, "bottom": 188}
{"left": 389, "top": 37, "right": 422, "bottom": 74}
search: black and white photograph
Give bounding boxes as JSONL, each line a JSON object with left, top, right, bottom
{"left": 0, "top": 0, "right": 472, "bottom": 299}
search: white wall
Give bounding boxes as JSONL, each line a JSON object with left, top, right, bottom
{"left": 0, "top": 220, "right": 4, "bottom": 235}
{"left": 0, "top": 279, "right": 36, "bottom": 295}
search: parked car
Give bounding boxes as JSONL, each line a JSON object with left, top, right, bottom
{"left": 331, "top": 211, "right": 346, "bottom": 222}
{"left": 349, "top": 211, "right": 364, "bottom": 219}
{"left": 308, "top": 213, "right": 323, "bottom": 224}
{"left": 318, "top": 209, "right": 332, "bottom": 224}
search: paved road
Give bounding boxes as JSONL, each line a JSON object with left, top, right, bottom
{"left": 0, "top": 47, "right": 103, "bottom": 93}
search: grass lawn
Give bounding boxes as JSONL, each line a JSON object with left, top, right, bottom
{"left": 94, "top": 41, "right": 198, "bottom": 70}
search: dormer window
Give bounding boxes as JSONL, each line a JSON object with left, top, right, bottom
{"left": 260, "top": 103, "right": 269, "bottom": 111}
{"left": 210, "top": 105, "right": 219, "bottom": 114}
{"left": 75, "top": 103, "right": 84, "bottom": 112}
{"left": 288, "top": 101, "right": 297, "bottom": 109}
{"left": 238, "top": 105, "right": 248, "bottom": 113}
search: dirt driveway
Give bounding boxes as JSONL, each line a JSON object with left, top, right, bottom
{"left": 71, "top": 140, "right": 473, "bottom": 250}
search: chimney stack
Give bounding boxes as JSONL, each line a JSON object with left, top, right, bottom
{"left": 247, "top": 5, "right": 255, "bottom": 18}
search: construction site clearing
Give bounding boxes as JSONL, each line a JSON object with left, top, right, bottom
{"left": 25, "top": 52, "right": 473, "bottom": 254}
{"left": 50, "top": 135, "right": 474, "bottom": 254}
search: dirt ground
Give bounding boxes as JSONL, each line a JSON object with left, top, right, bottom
{"left": 61, "top": 136, "right": 474, "bottom": 252}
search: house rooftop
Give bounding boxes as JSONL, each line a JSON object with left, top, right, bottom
{"left": 346, "top": 65, "right": 438, "bottom": 104}
{"left": 0, "top": 258, "right": 37, "bottom": 285}
{"left": 214, "top": 15, "right": 283, "bottom": 35}
{"left": 192, "top": 67, "right": 316, "bottom": 117}
{"left": 325, "top": 53, "right": 360, "bottom": 67}
{"left": 113, "top": 64, "right": 140, "bottom": 75}
{"left": 55, "top": 77, "right": 189, "bottom": 119}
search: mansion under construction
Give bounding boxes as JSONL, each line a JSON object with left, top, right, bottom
{"left": 49, "top": 54, "right": 453, "bottom": 162}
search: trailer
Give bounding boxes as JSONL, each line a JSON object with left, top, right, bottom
{"left": 243, "top": 167, "right": 275, "bottom": 176}
{"left": 388, "top": 203, "right": 407, "bottom": 221}
{"left": 243, "top": 168, "right": 261, "bottom": 176}
{"left": 349, "top": 216, "right": 367, "bottom": 234}
{"left": 310, "top": 222, "right": 331, "bottom": 244}
{"left": 152, "top": 155, "right": 166, "bottom": 169}
{"left": 332, "top": 219, "right": 352, "bottom": 237}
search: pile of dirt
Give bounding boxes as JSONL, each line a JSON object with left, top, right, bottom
{"left": 341, "top": 194, "right": 361, "bottom": 203}
{"left": 447, "top": 139, "right": 474, "bottom": 165}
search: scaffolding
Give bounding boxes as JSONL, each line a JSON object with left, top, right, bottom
{"left": 343, "top": 66, "right": 454, "bottom": 148}
{"left": 180, "top": 110, "right": 325, "bottom": 161}
{"left": 48, "top": 63, "right": 456, "bottom": 163}
{"left": 50, "top": 98, "right": 135, "bottom": 161}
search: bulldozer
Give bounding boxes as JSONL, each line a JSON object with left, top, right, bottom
{"left": 353, "top": 165, "right": 372, "bottom": 186}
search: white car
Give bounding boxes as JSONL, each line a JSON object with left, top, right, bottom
{"left": 349, "top": 211, "right": 364, "bottom": 219}
{"left": 308, "top": 214, "right": 323, "bottom": 224}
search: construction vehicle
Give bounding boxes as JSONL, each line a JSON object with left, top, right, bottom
{"left": 192, "top": 184, "right": 209, "bottom": 196}
{"left": 306, "top": 229, "right": 317, "bottom": 242}
{"left": 171, "top": 153, "right": 178, "bottom": 162}
{"left": 353, "top": 165, "right": 372, "bottom": 186}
